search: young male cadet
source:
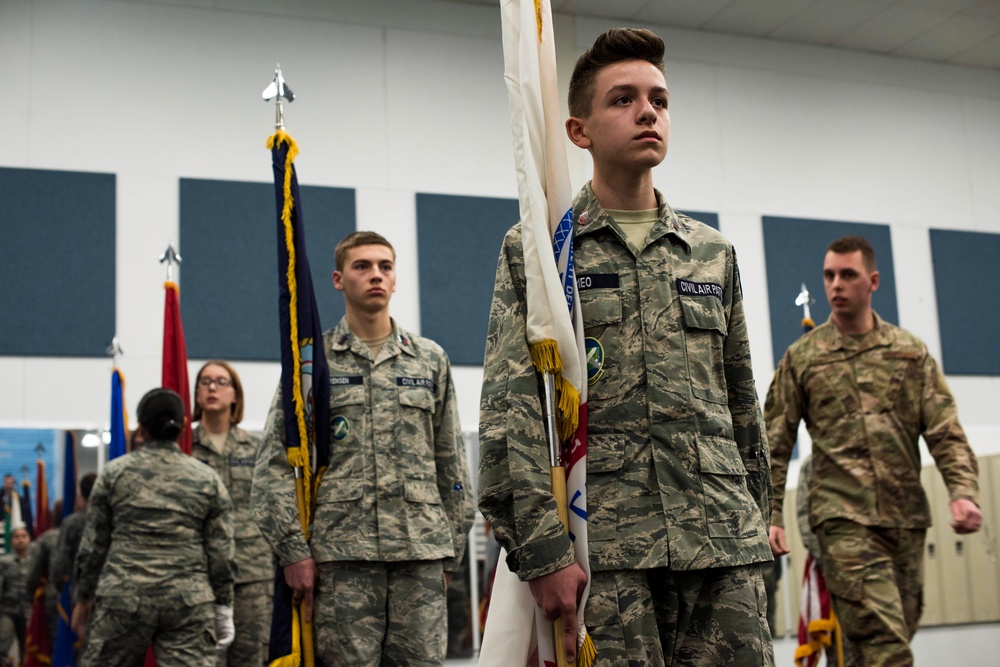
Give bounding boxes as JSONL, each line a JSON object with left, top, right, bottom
{"left": 766, "top": 235, "right": 981, "bottom": 666}
{"left": 479, "top": 27, "right": 774, "bottom": 666}
{"left": 252, "top": 231, "right": 475, "bottom": 666}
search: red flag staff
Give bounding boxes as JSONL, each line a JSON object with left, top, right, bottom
{"left": 159, "top": 244, "right": 193, "bottom": 454}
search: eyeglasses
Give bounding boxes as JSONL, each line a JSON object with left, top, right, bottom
{"left": 198, "top": 377, "right": 232, "bottom": 388}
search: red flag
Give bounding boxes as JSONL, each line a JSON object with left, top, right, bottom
{"left": 162, "top": 281, "right": 193, "bottom": 454}
{"left": 794, "top": 553, "right": 838, "bottom": 667}
{"left": 23, "top": 583, "right": 50, "bottom": 666}
{"left": 34, "top": 460, "right": 50, "bottom": 537}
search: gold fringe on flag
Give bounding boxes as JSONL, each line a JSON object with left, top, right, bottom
{"left": 528, "top": 340, "right": 581, "bottom": 442}
{"left": 265, "top": 130, "right": 312, "bottom": 518}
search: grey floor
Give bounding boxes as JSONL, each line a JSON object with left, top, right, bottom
{"left": 447, "top": 622, "right": 1000, "bottom": 666}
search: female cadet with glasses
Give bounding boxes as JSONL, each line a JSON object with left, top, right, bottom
{"left": 192, "top": 361, "right": 273, "bottom": 667}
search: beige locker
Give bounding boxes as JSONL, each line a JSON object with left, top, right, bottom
{"left": 926, "top": 465, "right": 974, "bottom": 624}
{"left": 968, "top": 456, "right": 1000, "bottom": 621}
{"left": 919, "top": 465, "right": 945, "bottom": 626}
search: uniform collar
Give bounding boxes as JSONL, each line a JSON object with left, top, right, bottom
{"left": 572, "top": 182, "right": 691, "bottom": 254}
{"left": 329, "top": 317, "right": 415, "bottom": 358}
{"left": 820, "top": 311, "right": 893, "bottom": 353}
{"left": 144, "top": 439, "right": 182, "bottom": 452}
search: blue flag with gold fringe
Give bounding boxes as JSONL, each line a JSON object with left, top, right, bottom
{"left": 109, "top": 368, "right": 128, "bottom": 461}
{"left": 52, "top": 432, "right": 78, "bottom": 667}
{"left": 265, "top": 129, "right": 330, "bottom": 667}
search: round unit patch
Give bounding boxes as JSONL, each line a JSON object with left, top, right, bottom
{"left": 331, "top": 416, "right": 351, "bottom": 442}
{"left": 585, "top": 337, "right": 604, "bottom": 385}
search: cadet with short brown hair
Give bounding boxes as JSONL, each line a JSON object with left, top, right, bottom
{"left": 479, "top": 27, "right": 774, "bottom": 666}
{"left": 766, "top": 235, "right": 981, "bottom": 665}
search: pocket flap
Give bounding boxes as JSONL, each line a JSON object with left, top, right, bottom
{"left": 96, "top": 595, "right": 139, "bottom": 612}
{"left": 404, "top": 479, "right": 442, "bottom": 504}
{"left": 679, "top": 294, "right": 727, "bottom": 335}
{"left": 399, "top": 387, "right": 435, "bottom": 411}
{"left": 330, "top": 386, "right": 365, "bottom": 408}
{"left": 696, "top": 435, "right": 747, "bottom": 476}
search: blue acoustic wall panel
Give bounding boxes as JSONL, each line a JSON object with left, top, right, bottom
{"left": 0, "top": 167, "right": 116, "bottom": 356}
{"left": 678, "top": 210, "right": 719, "bottom": 230}
{"left": 930, "top": 229, "right": 1000, "bottom": 375}
{"left": 416, "top": 194, "right": 520, "bottom": 366}
{"left": 763, "top": 216, "right": 898, "bottom": 366}
{"left": 180, "top": 178, "right": 355, "bottom": 361}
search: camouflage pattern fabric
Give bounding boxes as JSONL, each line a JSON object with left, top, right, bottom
{"left": 766, "top": 313, "right": 979, "bottom": 532}
{"left": 0, "top": 550, "right": 30, "bottom": 657}
{"left": 312, "top": 559, "right": 446, "bottom": 666}
{"left": 79, "top": 594, "right": 216, "bottom": 667}
{"left": 50, "top": 508, "right": 86, "bottom": 601}
{"left": 75, "top": 439, "right": 235, "bottom": 609}
{"left": 816, "top": 519, "right": 924, "bottom": 667}
{"left": 251, "top": 317, "right": 474, "bottom": 571}
{"left": 26, "top": 526, "right": 60, "bottom": 649}
{"left": 585, "top": 565, "right": 774, "bottom": 666}
{"left": 0, "top": 551, "right": 31, "bottom": 619}
{"left": 478, "top": 183, "right": 772, "bottom": 583}
{"left": 795, "top": 455, "right": 821, "bottom": 560}
{"left": 193, "top": 425, "right": 273, "bottom": 667}
{"left": 220, "top": 580, "right": 271, "bottom": 667}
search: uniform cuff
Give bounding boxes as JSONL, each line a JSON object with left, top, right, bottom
{"left": 275, "top": 533, "right": 312, "bottom": 567}
{"left": 505, "top": 530, "right": 576, "bottom": 582}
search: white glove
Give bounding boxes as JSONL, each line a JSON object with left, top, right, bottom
{"left": 214, "top": 604, "right": 235, "bottom": 650}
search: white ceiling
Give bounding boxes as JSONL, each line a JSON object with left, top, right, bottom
{"left": 453, "top": 0, "right": 1000, "bottom": 70}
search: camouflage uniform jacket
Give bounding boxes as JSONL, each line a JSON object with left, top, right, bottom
{"left": 478, "top": 183, "right": 773, "bottom": 581}
{"left": 765, "top": 313, "right": 979, "bottom": 531}
{"left": 0, "top": 550, "right": 31, "bottom": 619}
{"left": 75, "top": 440, "right": 235, "bottom": 607}
{"left": 50, "top": 509, "right": 86, "bottom": 599}
{"left": 252, "top": 317, "right": 475, "bottom": 571}
{"left": 193, "top": 424, "right": 273, "bottom": 584}
{"left": 26, "top": 526, "right": 59, "bottom": 601}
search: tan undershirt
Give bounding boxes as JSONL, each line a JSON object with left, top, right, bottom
{"left": 606, "top": 208, "right": 658, "bottom": 253}
{"left": 364, "top": 333, "right": 391, "bottom": 359}
{"left": 206, "top": 430, "right": 228, "bottom": 455}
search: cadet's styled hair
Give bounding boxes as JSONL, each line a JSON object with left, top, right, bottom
{"left": 568, "top": 28, "right": 665, "bottom": 118}
{"left": 334, "top": 231, "right": 395, "bottom": 271}
{"left": 193, "top": 360, "right": 244, "bottom": 425}
{"left": 136, "top": 388, "right": 185, "bottom": 441}
{"left": 828, "top": 236, "right": 877, "bottom": 272}
{"left": 80, "top": 472, "right": 97, "bottom": 502}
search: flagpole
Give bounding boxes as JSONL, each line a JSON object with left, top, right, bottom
{"left": 264, "top": 64, "right": 316, "bottom": 667}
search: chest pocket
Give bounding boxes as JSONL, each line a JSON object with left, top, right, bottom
{"left": 860, "top": 350, "right": 920, "bottom": 414}
{"left": 678, "top": 294, "right": 728, "bottom": 404}
{"left": 396, "top": 385, "right": 436, "bottom": 464}
{"left": 580, "top": 288, "right": 623, "bottom": 401}
{"left": 228, "top": 462, "right": 259, "bottom": 539}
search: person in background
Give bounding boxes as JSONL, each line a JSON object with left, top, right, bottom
{"left": 192, "top": 360, "right": 272, "bottom": 667}
{"left": 766, "top": 235, "right": 981, "bottom": 665}
{"left": 71, "top": 388, "right": 236, "bottom": 666}
{"left": 0, "top": 525, "right": 33, "bottom": 660}
{"left": 26, "top": 499, "right": 63, "bottom": 653}
{"left": 50, "top": 473, "right": 97, "bottom": 601}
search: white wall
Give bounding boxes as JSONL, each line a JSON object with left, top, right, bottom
{"left": 2, "top": 2, "right": 999, "bottom": 474}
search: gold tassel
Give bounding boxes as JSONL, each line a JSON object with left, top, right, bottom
{"left": 557, "top": 377, "right": 579, "bottom": 442}
{"left": 529, "top": 339, "right": 563, "bottom": 374}
{"left": 577, "top": 631, "right": 597, "bottom": 667}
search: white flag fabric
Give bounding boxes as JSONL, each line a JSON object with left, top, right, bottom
{"left": 480, "top": 1, "right": 592, "bottom": 665}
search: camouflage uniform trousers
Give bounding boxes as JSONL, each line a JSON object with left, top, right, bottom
{"left": 816, "top": 519, "right": 924, "bottom": 667}
{"left": 314, "top": 559, "right": 446, "bottom": 667}
{"left": 584, "top": 564, "right": 774, "bottom": 667}
{"left": 217, "top": 580, "right": 272, "bottom": 667}
{"left": 80, "top": 593, "right": 216, "bottom": 667}
{"left": 0, "top": 613, "right": 25, "bottom": 661}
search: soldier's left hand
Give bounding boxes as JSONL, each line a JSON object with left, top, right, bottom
{"left": 950, "top": 498, "right": 982, "bottom": 534}
{"left": 71, "top": 600, "right": 94, "bottom": 639}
